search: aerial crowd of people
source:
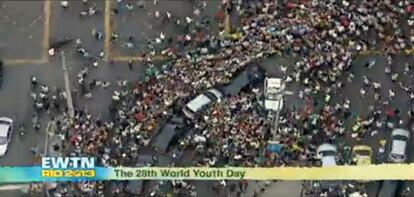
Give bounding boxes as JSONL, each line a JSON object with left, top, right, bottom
{"left": 21, "top": 0, "right": 414, "bottom": 196}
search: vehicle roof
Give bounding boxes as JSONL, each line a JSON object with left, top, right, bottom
{"left": 125, "top": 180, "right": 143, "bottom": 194}
{"left": 392, "top": 128, "right": 409, "bottom": 137}
{"left": 265, "top": 78, "right": 283, "bottom": 87}
{"left": 378, "top": 180, "right": 398, "bottom": 197}
{"left": 156, "top": 155, "right": 173, "bottom": 167}
{"left": 0, "top": 124, "right": 10, "bottom": 137}
{"left": 352, "top": 146, "right": 372, "bottom": 165}
{"left": 264, "top": 99, "right": 283, "bottom": 111}
{"left": 321, "top": 156, "right": 337, "bottom": 167}
{"left": 170, "top": 116, "right": 185, "bottom": 125}
{"left": 153, "top": 124, "right": 177, "bottom": 152}
{"left": 222, "top": 71, "right": 250, "bottom": 96}
{"left": 391, "top": 140, "right": 407, "bottom": 156}
{"left": 136, "top": 155, "right": 153, "bottom": 167}
{"left": 355, "top": 157, "right": 371, "bottom": 165}
{"left": 185, "top": 94, "right": 212, "bottom": 112}
{"left": 222, "top": 65, "right": 265, "bottom": 96}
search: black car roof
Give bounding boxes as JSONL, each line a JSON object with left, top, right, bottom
{"left": 221, "top": 65, "right": 265, "bottom": 96}
{"left": 153, "top": 123, "right": 177, "bottom": 152}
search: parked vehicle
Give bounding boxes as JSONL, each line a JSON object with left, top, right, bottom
{"left": 352, "top": 145, "right": 372, "bottom": 165}
{"left": 352, "top": 145, "right": 373, "bottom": 183}
{"left": 124, "top": 155, "right": 154, "bottom": 196}
{"left": 183, "top": 88, "right": 223, "bottom": 119}
{"left": 221, "top": 64, "right": 265, "bottom": 96}
{"left": 316, "top": 143, "right": 337, "bottom": 167}
{"left": 182, "top": 65, "right": 265, "bottom": 119}
{"left": 0, "top": 117, "right": 13, "bottom": 156}
{"left": 153, "top": 116, "right": 186, "bottom": 153}
{"left": 388, "top": 128, "right": 409, "bottom": 163}
{"left": 378, "top": 180, "right": 399, "bottom": 197}
{"left": 264, "top": 77, "right": 285, "bottom": 112}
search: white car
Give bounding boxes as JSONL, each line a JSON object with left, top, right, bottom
{"left": 388, "top": 128, "right": 410, "bottom": 163}
{"left": 316, "top": 143, "right": 337, "bottom": 167}
{"left": 0, "top": 117, "right": 13, "bottom": 156}
{"left": 264, "top": 77, "right": 285, "bottom": 112}
{"left": 183, "top": 89, "right": 223, "bottom": 119}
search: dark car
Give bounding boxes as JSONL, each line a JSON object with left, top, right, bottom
{"left": 378, "top": 180, "right": 399, "bottom": 197}
{"left": 152, "top": 116, "right": 185, "bottom": 153}
{"left": 124, "top": 155, "right": 154, "bottom": 196}
{"left": 221, "top": 64, "right": 265, "bottom": 96}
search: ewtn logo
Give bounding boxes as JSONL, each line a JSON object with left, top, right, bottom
{"left": 42, "top": 157, "right": 95, "bottom": 169}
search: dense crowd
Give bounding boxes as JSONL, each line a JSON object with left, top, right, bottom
{"left": 27, "top": 0, "right": 414, "bottom": 196}
{"left": 191, "top": 92, "right": 268, "bottom": 167}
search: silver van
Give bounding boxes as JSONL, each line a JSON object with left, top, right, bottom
{"left": 388, "top": 128, "right": 410, "bottom": 163}
{"left": 182, "top": 88, "right": 223, "bottom": 119}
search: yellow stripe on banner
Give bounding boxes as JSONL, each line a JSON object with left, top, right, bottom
{"left": 111, "top": 165, "right": 414, "bottom": 180}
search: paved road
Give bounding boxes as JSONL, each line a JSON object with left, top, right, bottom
{"left": 0, "top": 1, "right": 221, "bottom": 196}
{"left": 0, "top": 0, "right": 221, "bottom": 166}
{"left": 238, "top": 181, "right": 302, "bottom": 197}
{"left": 110, "top": 0, "right": 220, "bottom": 56}
{"left": 0, "top": 1, "right": 45, "bottom": 60}
{"left": 261, "top": 53, "right": 414, "bottom": 197}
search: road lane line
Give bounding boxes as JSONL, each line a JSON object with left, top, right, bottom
{"left": 41, "top": 0, "right": 51, "bottom": 62}
{"left": 3, "top": 59, "right": 47, "bottom": 65}
{"left": 44, "top": 121, "right": 51, "bottom": 156}
{"left": 104, "top": 0, "right": 111, "bottom": 61}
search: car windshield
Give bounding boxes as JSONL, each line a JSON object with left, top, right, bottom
{"left": 320, "top": 150, "right": 336, "bottom": 157}
{"left": 204, "top": 91, "right": 218, "bottom": 101}
{"left": 0, "top": 120, "right": 9, "bottom": 125}
{"left": 266, "top": 92, "right": 281, "bottom": 100}
{"left": 355, "top": 150, "right": 371, "bottom": 156}
{"left": 391, "top": 153, "right": 405, "bottom": 160}
{"left": 0, "top": 137, "right": 6, "bottom": 145}
{"left": 393, "top": 135, "right": 408, "bottom": 141}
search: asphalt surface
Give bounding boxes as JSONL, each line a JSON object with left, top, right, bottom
{"left": 0, "top": 1, "right": 45, "bottom": 59}
{"left": 0, "top": 1, "right": 413, "bottom": 197}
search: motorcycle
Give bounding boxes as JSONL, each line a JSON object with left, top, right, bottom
{"left": 19, "top": 125, "right": 25, "bottom": 140}
{"left": 32, "top": 115, "right": 40, "bottom": 131}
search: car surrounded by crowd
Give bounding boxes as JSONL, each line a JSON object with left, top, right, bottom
{"left": 0, "top": 117, "right": 13, "bottom": 156}
{"left": 388, "top": 128, "right": 410, "bottom": 163}
{"left": 183, "top": 64, "right": 265, "bottom": 119}
{"left": 316, "top": 143, "right": 338, "bottom": 167}
{"left": 264, "top": 77, "right": 285, "bottom": 112}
